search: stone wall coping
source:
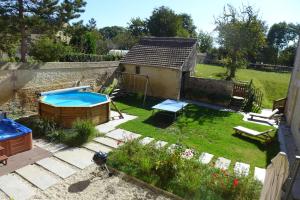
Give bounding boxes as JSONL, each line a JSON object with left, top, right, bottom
{"left": 0, "top": 61, "right": 120, "bottom": 70}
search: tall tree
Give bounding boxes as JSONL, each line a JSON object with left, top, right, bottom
{"left": 0, "top": 0, "right": 86, "bottom": 62}
{"left": 99, "top": 26, "right": 126, "bottom": 40}
{"left": 215, "top": 4, "right": 266, "bottom": 79}
{"left": 178, "top": 13, "right": 197, "bottom": 38}
{"left": 128, "top": 17, "right": 148, "bottom": 37}
{"left": 197, "top": 31, "right": 213, "bottom": 53}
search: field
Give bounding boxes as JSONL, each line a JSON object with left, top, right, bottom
{"left": 194, "top": 64, "right": 291, "bottom": 108}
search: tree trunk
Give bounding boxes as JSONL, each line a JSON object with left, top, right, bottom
{"left": 18, "top": 0, "right": 26, "bottom": 62}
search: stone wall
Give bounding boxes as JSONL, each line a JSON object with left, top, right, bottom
{"left": 184, "top": 76, "right": 233, "bottom": 106}
{"left": 0, "top": 62, "right": 119, "bottom": 112}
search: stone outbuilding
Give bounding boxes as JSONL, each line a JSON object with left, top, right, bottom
{"left": 120, "top": 37, "right": 197, "bottom": 99}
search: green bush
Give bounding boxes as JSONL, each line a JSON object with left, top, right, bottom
{"left": 29, "top": 37, "right": 72, "bottom": 62}
{"left": 59, "top": 53, "right": 121, "bottom": 62}
{"left": 108, "top": 141, "right": 262, "bottom": 200}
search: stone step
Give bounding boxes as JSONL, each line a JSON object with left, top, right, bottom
{"left": 234, "top": 162, "right": 250, "bottom": 176}
{"left": 199, "top": 152, "right": 214, "bottom": 164}
{"left": 254, "top": 167, "right": 266, "bottom": 183}
{"left": 83, "top": 141, "right": 113, "bottom": 153}
{"left": 155, "top": 141, "right": 168, "bottom": 149}
{"left": 106, "top": 129, "right": 141, "bottom": 142}
{"left": 0, "top": 173, "right": 36, "bottom": 200}
{"left": 36, "top": 157, "right": 77, "bottom": 179}
{"left": 215, "top": 157, "right": 231, "bottom": 170}
{"left": 139, "top": 137, "right": 155, "bottom": 145}
{"left": 54, "top": 148, "right": 94, "bottom": 169}
{"left": 93, "top": 137, "right": 123, "bottom": 149}
{"left": 16, "top": 164, "right": 60, "bottom": 190}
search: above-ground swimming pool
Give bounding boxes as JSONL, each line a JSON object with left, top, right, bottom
{"left": 39, "top": 86, "right": 110, "bottom": 128}
{"left": 0, "top": 118, "right": 32, "bottom": 156}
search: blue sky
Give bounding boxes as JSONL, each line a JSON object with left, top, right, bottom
{"left": 79, "top": 0, "right": 300, "bottom": 33}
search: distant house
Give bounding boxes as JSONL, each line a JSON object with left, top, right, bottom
{"left": 120, "top": 37, "right": 197, "bottom": 99}
{"left": 285, "top": 40, "right": 300, "bottom": 149}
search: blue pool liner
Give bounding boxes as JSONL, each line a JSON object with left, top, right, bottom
{"left": 0, "top": 118, "right": 32, "bottom": 142}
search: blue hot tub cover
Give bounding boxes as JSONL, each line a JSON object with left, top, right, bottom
{"left": 0, "top": 118, "right": 32, "bottom": 142}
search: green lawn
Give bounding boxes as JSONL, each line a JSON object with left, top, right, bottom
{"left": 194, "top": 64, "right": 291, "bottom": 108}
{"left": 114, "top": 95, "right": 279, "bottom": 168}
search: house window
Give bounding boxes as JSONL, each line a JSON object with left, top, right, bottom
{"left": 135, "top": 66, "right": 140, "bottom": 74}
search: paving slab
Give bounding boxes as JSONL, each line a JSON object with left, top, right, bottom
{"left": 106, "top": 129, "right": 141, "bottom": 142}
{"left": 234, "top": 162, "right": 250, "bottom": 176}
{"left": 33, "top": 139, "right": 67, "bottom": 153}
{"left": 199, "top": 152, "right": 214, "bottom": 164}
{"left": 96, "top": 112, "right": 137, "bottom": 133}
{"left": 36, "top": 157, "right": 77, "bottom": 179}
{"left": 155, "top": 141, "right": 168, "bottom": 149}
{"left": 93, "top": 137, "right": 123, "bottom": 149}
{"left": 54, "top": 148, "right": 94, "bottom": 169}
{"left": 83, "top": 141, "right": 113, "bottom": 153}
{"left": 215, "top": 157, "right": 231, "bottom": 170}
{"left": 33, "top": 139, "right": 50, "bottom": 148}
{"left": 16, "top": 164, "right": 60, "bottom": 190}
{"left": 139, "top": 137, "right": 155, "bottom": 145}
{"left": 254, "top": 167, "right": 266, "bottom": 183}
{"left": 0, "top": 173, "right": 36, "bottom": 200}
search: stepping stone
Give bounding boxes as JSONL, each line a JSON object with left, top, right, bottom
{"left": 254, "top": 167, "right": 266, "bottom": 183}
{"left": 83, "top": 141, "right": 113, "bottom": 153}
{"left": 34, "top": 139, "right": 67, "bottom": 153}
{"left": 155, "top": 141, "right": 168, "bottom": 149}
{"left": 181, "top": 149, "right": 194, "bottom": 159}
{"left": 16, "top": 164, "right": 60, "bottom": 190}
{"left": 167, "top": 144, "right": 179, "bottom": 153}
{"left": 54, "top": 148, "right": 94, "bottom": 169}
{"left": 199, "top": 152, "right": 214, "bottom": 164}
{"left": 215, "top": 157, "right": 231, "bottom": 170}
{"left": 33, "top": 139, "right": 50, "bottom": 148}
{"left": 94, "top": 137, "right": 123, "bottom": 149}
{"left": 234, "top": 162, "right": 250, "bottom": 176}
{"left": 36, "top": 157, "right": 77, "bottom": 179}
{"left": 0, "top": 173, "right": 36, "bottom": 200}
{"left": 139, "top": 137, "right": 154, "bottom": 145}
{"left": 106, "top": 129, "right": 141, "bottom": 142}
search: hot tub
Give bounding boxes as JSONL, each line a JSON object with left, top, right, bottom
{"left": 0, "top": 118, "right": 32, "bottom": 156}
{"left": 39, "top": 86, "right": 110, "bottom": 128}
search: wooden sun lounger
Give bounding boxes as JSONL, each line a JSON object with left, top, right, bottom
{"left": 249, "top": 109, "right": 279, "bottom": 120}
{"left": 233, "top": 126, "right": 273, "bottom": 141}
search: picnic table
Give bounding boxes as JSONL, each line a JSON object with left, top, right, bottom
{"left": 152, "top": 99, "right": 188, "bottom": 119}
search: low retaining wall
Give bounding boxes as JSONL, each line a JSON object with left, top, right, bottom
{"left": 0, "top": 62, "right": 119, "bottom": 112}
{"left": 184, "top": 76, "right": 233, "bottom": 106}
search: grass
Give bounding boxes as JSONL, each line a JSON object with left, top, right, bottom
{"left": 194, "top": 64, "right": 291, "bottom": 108}
{"left": 114, "top": 95, "right": 279, "bottom": 168}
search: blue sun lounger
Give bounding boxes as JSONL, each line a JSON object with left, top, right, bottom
{"left": 152, "top": 99, "right": 188, "bottom": 119}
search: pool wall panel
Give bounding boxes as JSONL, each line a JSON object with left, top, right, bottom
{"left": 0, "top": 133, "right": 32, "bottom": 156}
{"left": 39, "top": 102, "right": 110, "bottom": 128}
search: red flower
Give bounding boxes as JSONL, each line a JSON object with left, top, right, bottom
{"left": 233, "top": 179, "right": 239, "bottom": 187}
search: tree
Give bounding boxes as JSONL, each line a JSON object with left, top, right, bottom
{"left": 86, "top": 18, "right": 97, "bottom": 30}
{"left": 112, "top": 31, "right": 138, "bottom": 50}
{"left": 99, "top": 26, "right": 126, "bottom": 40}
{"left": 128, "top": 17, "right": 148, "bottom": 37}
{"left": 147, "top": 6, "right": 181, "bottom": 37}
{"left": 178, "top": 13, "right": 197, "bottom": 38}
{"left": 0, "top": 0, "right": 86, "bottom": 62}
{"left": 215, "top": 4, "right": 266, "bottom": 79}
{"left": 197, "top": 31, "right": 213, "bottom": 53}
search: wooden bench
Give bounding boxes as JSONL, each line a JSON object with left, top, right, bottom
{"left": 233, "top": 126, "right": 274, "bottom": 142}
{"left": 0, "top": 146, "right": 8, "bottom": 165}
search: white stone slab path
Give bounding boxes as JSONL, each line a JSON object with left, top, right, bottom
{"left": 16, "top": 164, "right": 60, "bottom": 190}
{"left": 36, "top": 157, "right": 77, "bottom": 179}
{"left": 155, "top": 140, "right": 168, "bottom": 149}
{"left": 234, "top": 162, "right": 250, "bottom": 176}
{"left": 83, "top": 141, "right": 113, "bottom": 153}
{"left": 254, "top": 167, "right": 266, "bottom": 183}
{"left": 34, "top": 139, "right": 67, "bottom": 153}
{"left": 215, "top": 157, "right": 231, "bottom": 170}
{"left": 0, "top": 173, "right": 36, "bottom": 200}
{"left": 54, "top": 148, "right": 94, "bottom": 169}
{"left": 94, "top": 137, "right": 123, "bottom": 149}
{"left": 199, "top": 152, "right": 214, "bottom": 164}
{"left": 139, "top": 137, "right": 155, "bottom": 145}
{"left": 106, "top": 128, "right": 141, "bottom": 142}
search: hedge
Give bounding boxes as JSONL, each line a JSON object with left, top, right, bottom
{"left": 59, "top": 53, "right": 122, "bottom": 62}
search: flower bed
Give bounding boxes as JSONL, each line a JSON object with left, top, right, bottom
{"left": 107, "top": 141, "right": 262, "bottom": 200}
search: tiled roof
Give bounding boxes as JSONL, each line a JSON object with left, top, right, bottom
{"left": 120, "top": 37, "right": 197, "bottom": 69}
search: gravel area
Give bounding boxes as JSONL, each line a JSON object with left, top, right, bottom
{"left": 31, "top": 164, "right": 172, "bottom": 200}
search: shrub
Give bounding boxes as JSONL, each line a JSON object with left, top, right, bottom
{"left": 108, "top": 141, "right": 262, "bottom": 200}
{"left": 59, "top": 53, "right": 121, "bottom": 62}
{"left": 29, "top": 37, "right": 72, "bottom": 62}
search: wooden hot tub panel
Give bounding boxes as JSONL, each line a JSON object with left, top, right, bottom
{"left": 0, "top": 133, "right": 33, "bottom": 156}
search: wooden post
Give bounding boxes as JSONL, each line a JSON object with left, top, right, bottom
{"left": 143, "top": 77, "right": 149, "bottom": 106}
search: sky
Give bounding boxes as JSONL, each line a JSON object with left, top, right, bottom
{"left": 79, "top": 0, "right": 300, "bottom": 33}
